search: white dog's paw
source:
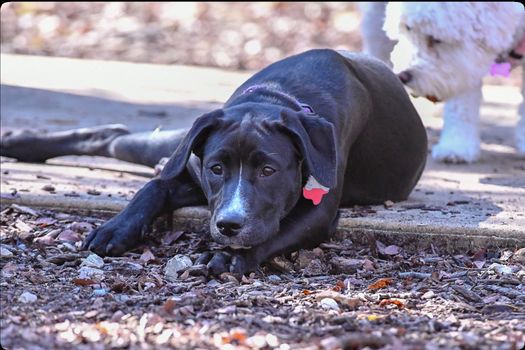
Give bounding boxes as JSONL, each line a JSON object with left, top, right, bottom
{"left": 432, "top": 136, "right": 480, "bottom": 164}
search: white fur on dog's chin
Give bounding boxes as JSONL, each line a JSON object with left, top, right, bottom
{"left": 390, "top": 36, "right": 492, "bottom": 101}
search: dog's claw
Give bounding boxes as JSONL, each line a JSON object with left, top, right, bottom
{"left": 195, "top": 252, "right": 212, "bottom": 265}
{"left": 207, "top": 252, "right": 230, "bottom": 275}
{"left": 196, "top": 250, "right": 256, "bottom": 277}
{"left": 230, "top": 255, "right": 248, "bottom": 275}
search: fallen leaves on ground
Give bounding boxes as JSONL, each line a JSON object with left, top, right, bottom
{"left": 1, "top": 204, "right": 524, "bottom": 349}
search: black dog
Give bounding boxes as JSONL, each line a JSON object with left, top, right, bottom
{"left": 1, "top": 49, "right": 427, "bottom": 275}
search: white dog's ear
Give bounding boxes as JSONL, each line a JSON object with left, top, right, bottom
{"left": 475, "top": 3, "right": 524, "bottom": 53}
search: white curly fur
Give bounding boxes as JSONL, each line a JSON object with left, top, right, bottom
{"left": 361, "top": 2, "right": 525, "bottom": 163}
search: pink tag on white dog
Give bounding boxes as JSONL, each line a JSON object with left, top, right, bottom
{"left": 303, "top": 175, "right": 329, "bottom": 205}
{"left": 490, "top": 62, "right": 511, "bottom": 77}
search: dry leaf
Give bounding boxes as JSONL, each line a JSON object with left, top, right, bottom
{"left": 229, "top": 328, "right": 247, "bottom": 344}
{"left": 379, "top": 299, "right": 405, "bottom": 309}
{"left": 332, "top": 280, "right": 345, "bottom": 292}
{"left": 140, "top": 248, "right": 156, "bottom": 264}
{"left": 368, "top": 278, "right": 392, "bottom": 291}
{"left": 163, "top": 299, "right": 177, "bottom": 314}
{"left": 72, "top": 278, "right": 96, "bottom": 286}
{"left": 161, "top": 231, "right": 184, "bottom": 245}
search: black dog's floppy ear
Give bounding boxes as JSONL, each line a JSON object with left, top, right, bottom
{"left": 160, "top": 109, "right": 223, "bottom": 181}
{"left": 279, "top": 109, "right": 337, "bottom": 189}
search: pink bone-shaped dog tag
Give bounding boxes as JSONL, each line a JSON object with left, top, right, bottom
{"left": 303, "top": 175, "right": 329, "bottom": 205}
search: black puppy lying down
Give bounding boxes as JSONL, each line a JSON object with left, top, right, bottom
{"left": 1, "top": 49, "right": 427, "bottom": 275}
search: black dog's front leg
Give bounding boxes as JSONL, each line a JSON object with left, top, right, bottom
{"left": 83, "top": 171, "right": 205, "bottom": 256}
{"left": 203, "top": 202, "right": 339, "bottom": 276}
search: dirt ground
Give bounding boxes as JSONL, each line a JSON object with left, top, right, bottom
{"left": 0, "top": 2, "right": 361, "bottom": 71}
{"left": 1, "top": 204, "right": 524, "bottom": 350}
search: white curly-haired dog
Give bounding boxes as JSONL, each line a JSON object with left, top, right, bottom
{"left": 360, "top": 2, "right": 525, "bottom": 163}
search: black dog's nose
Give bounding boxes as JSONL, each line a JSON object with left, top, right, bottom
{"left": 216, "top": 215, "right": 244, "bottom": 237}
{"left": 398, "top": 70, "right": 412, "bottom": 84}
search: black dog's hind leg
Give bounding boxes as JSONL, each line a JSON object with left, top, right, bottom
{"left": 1, "top": 125, "right": 130, "bottom": 163}
{"left": 1, "top": 125, "right": 188, "bottom": 168}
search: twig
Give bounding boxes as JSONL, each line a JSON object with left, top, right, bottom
{"left": 451, "top": 285, "right": 483, "bottom": 303}
{"left": 484, "top": 285, "right": 525, "bottom": 300}
{"left": 398, "top": 272, "right": 431, "bottom": 279}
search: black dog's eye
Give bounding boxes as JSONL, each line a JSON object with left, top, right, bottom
{"left": 210, "top": 164, "right": 223, "bottom": 175}
{"left": 405, "top": 24, "right": 411, "bottom": 31}
{"left": 261, "top": 166, "right": 276, "bottom": 177}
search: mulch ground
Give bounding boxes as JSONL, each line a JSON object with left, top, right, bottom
{"left": 1, "top": 204, "right": 524, "bottom": 350}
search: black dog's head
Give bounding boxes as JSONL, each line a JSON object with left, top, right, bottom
{"left": 160, "top": 104, "right": 337, "bottom": 249}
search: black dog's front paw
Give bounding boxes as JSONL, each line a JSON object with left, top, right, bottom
{"left": 196, "top": 250, "right": 257, "bottom": 277}
{"left": 82, "top": 214, "right": 147, "bottom": 256}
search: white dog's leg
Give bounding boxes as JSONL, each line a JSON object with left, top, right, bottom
{"left": 432, "top": 85, "right": 482, "bottom": 163}
{"left": 516, "top": 65, "right": 525, "bottom": 155}
{"left": 359, "top": 2, "right": 396, "bottom": 67}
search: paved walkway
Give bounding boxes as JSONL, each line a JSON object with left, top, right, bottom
{"left": 1, "top": 54, "right": 524, "bottom": 252}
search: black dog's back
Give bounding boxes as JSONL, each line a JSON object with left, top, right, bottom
{"left": 337, "top": 52, "right": 427, "bottom": 205}
{"left": 227, "top": 49, "right": 427, "bottom": 205}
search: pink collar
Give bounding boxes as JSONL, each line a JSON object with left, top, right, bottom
{"left": 491, "top": 34, "right": 525, "bottom": 77}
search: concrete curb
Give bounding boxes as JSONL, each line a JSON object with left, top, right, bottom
{"left": 2, "top": 194, "right": 522, "bottom": 253}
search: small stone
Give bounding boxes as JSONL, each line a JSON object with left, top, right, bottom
{"left": 488, "top": 263, "right": 512, "bottom": 275}
{"left": 93, "top": 289, "right": 107, "bottom": 297}
{"left": 252, "top": 280, "right": 263, "bottom": 287}
{"left": 266, "top": 334, "right": 279, "bottom": 347}
{"left": 164, "top": 255, "right": 193, "bottom": 281}
{"left": 81, "top": 254, "right": 104, "bottom": 268}
{"left": 0, "top": 246, "right": 14, "bottom": 258}
{"left": 267, "top": 274, "right": 281, "bottom": 282}
{"left": 18, "top": 291, "right": 37, "bottom": 303}
{"left": 247, "top": 335, "right": 267, "bottom": 348}
{"left": 207, "top": 279, "right": 221, "bottom": 287}
{"left": 320, "top": 298, "right": 340, "bottom": 311}
{"left": 78, "top": 266, "right": 104, "bottom": 279}
{"left": 111, "top": 310, "right": 125, "bottom": 322}
{"left": 422, "top": 290, "right": 435, "bottom": 299}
